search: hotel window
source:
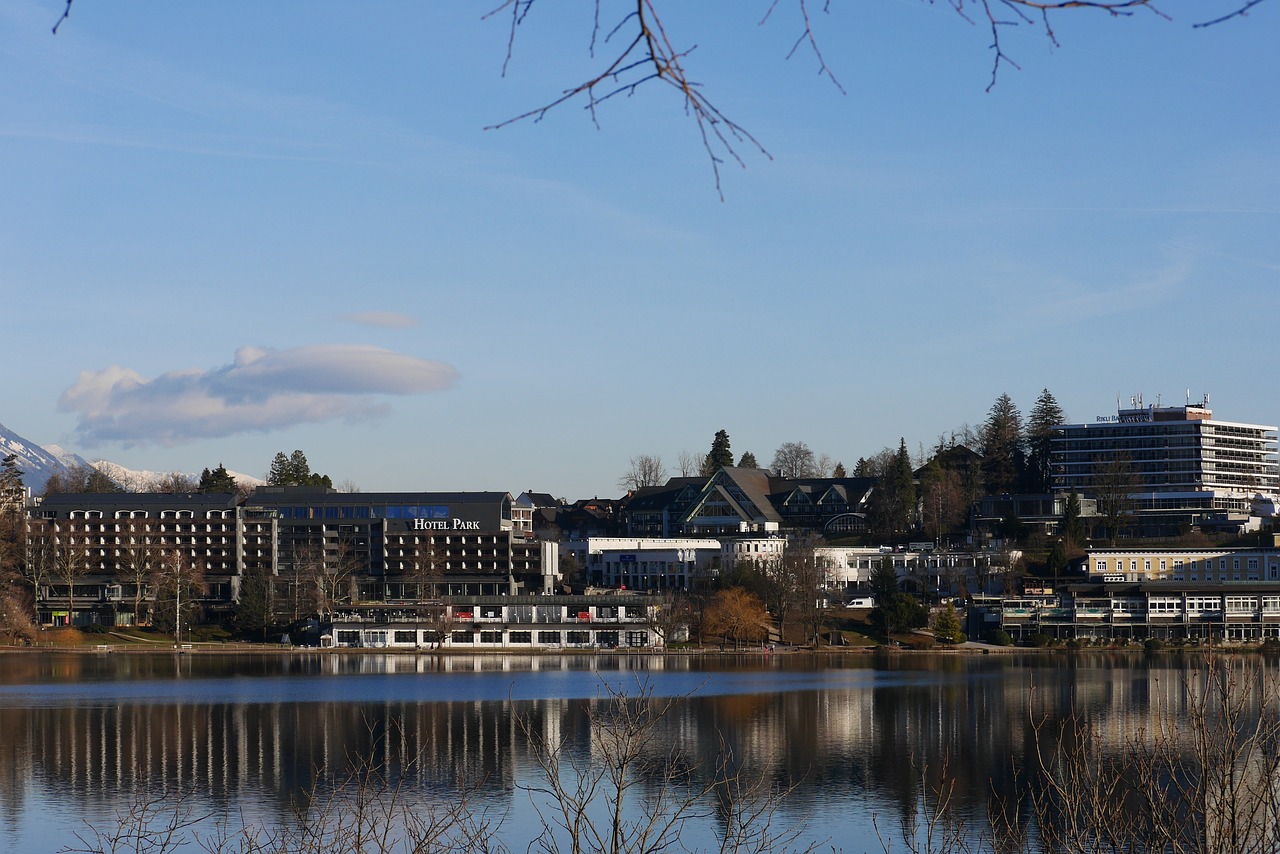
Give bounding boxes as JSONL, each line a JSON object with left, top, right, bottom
{"left": 537, "top": 631, "right": 561, "bottom": 644}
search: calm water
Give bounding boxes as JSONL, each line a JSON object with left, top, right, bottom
{"left": 0, "top": 650, "right": 1236, "bottom": 852}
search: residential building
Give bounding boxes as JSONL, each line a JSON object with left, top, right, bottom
{"left": 621, "top": 467, "right": 874, "bottom": 538}
{"left": 564, "top": 536, "right": 722, "bottom": 590}
{"left": 988, "top": 581, "right": 1280, "bottom": 643}
{"left": 1086, "top": 546, "right": 1280, "bottom": 583}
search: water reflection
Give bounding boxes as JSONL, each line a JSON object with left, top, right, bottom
{"left": 0, "top": 652, "right": 1263, "bottom": 851}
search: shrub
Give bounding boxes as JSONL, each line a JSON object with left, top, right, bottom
{"left": 984, "top": 629, "right": 1013, "bottom": 646}
{"left": 1144, "top": 638, "right": 1165, "bottom": 652}
{"left": 1027, "top": 633, "right": 1054, "bottom": 648}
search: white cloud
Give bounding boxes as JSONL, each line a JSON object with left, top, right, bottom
{"left": 343, "top": 311, "right": 420, "bottom": 329}
{"left": 59, "top": 344, "right": 459, "bottom": 446}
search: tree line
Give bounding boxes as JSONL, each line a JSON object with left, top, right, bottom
{"left": 619, "top": 389, "right": 1070, "bottom": 541}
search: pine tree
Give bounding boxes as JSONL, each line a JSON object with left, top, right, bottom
{"left": 933, "top": 602, "right": 965, "bottom": 643}
{"left": 833, "top": 462, "right": 847, "bottom": 478}
{"left": 267, "top": 451, "right": 333, "bottom": 488}
{"left": 198, "top": 464, "right": 239, "bottom": 494}
{"left": 702, "top": 429, "right": 734, "bottom": 475}
{"left": 980, "top": 393, "right": 1026, "bottom": 495}
{"left": 737, "top": 451, "right": 758, "bottom": 469}
{"left": 1046, "top": 539, "right": 1068, "bottom": 576}
{"left": 267, "top": 452, "right": 292, "bottom": 486}
{"left": 1026, "top": 388, "right": 1065, "bottom": 493}
{"left": 235, "top": 565, "right": 274, "bottom": 641}
{"left": 0, "top": 455, "right": 25, "bottom": 504}
{"left": 1063, "top": 489, "right": 1086, "bottom": 550}
{"left": 288, "top": 450, "right": 312, "bottom": 483}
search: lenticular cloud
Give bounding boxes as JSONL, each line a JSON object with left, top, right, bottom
{"left": 58, "top": 344, "right": 459, "bottom": 446}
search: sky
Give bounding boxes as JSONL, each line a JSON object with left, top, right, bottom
{"left": 2, "top": 0, "right": 1277, "bottom": 499}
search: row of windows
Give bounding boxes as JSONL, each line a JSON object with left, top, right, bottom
{"left": 270, "top": 505, "right": 460, "bottom": 520}
{"left": 336, "top": 629, "right": 651, "bottom": 646}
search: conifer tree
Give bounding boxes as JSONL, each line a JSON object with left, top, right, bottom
{"left": 0, "top": 454, "right": 24, "bottom": 501}
{"left": 1063, "top": 489, "right": 1086, "bottom": 551}
{"left": 198, "top": 464, "right": 238, "bottom": 494}
{"left": 267, "top": 450, "right": 332, "bottom": 488}
{"left": 980, "top": 393, "right": 1026, "bottom": 495}
{"left": 737, "top": 451, "right": 758, "bottom": 469}
{"left": 1026, "top": 388, "right": 1065, "bottom": 494}
{"left": 702, "top": 429, "right": 734, "bottom": 475}
{"left": 933, "top": 601, "right": 965, "bottom": 643}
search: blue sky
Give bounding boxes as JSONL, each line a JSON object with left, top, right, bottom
{"left": 2, "top": 0, "right": 1276, "bottom": 498}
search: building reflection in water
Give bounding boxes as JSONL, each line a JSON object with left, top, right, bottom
{"left": 0, "top": 652, "right": 1267, "bottom": 848}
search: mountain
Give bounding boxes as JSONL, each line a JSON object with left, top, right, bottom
{"left": 92, "top": 460, "right": 264, "bottom": 493}
{"left": 0, "top": 423, "right": 84, "bottom": 493}
{"left": 0, "top": 421, "right": 263, "bottom": 495}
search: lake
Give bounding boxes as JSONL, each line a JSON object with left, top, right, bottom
{"left": 0, "top": 650, "right": 1265, "bottom": 852}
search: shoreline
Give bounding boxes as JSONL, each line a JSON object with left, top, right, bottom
{"left": 0, "top": 641, "right": 1259, "bottom": 656}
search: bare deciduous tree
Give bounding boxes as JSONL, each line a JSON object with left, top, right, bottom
{"left": 617, "top": 455, "right": 667, "bottom": 492}
{"left": 771, "top": 442, "right": 817, "bottom": 479}
{"left": 675, "top": 450, "right": 702, "bottom": 478}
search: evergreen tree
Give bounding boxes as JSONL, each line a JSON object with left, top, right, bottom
{"left": 267, "top": 450, "right": 333, "bottom": 488}
{"left": 198, "top": 464, "right": 239, "bottom": 494}
{"left": 702, "top": 429, "right": 734, "bottom": 475}
{"left": 1046, "top": 539, "right": 1068, "bottom": 576}
{"left": 980, "top": 393, "right": 1026, "bottom": 495}
{"left": 1026, "top": 388, "right": 1065, "bottom": 493}
{"left": 833, "top": 462, "right": 847, "bottom": 478}
{"left": 891, "top": 439, "right": 916, "bottom": 532}
{"left": 869, "top": 556, "right": 927, "bottom": 637}
{"left": 737, "top": 451, "right": 758, "bottom": 469}
{"left": 288, "top": 450, "right": 312, "bottom": 483}
{"left": 0, "top": 454, "right": 25, "bottom": 500}
{"left": 933, "top": 601, "right": 966, "bottom": 643}
{"left": 869, "top": 556, "right": 899, "bottom": 603}
{"left": 0, "top": 456, "right": 27, "bottom": 610}
{"left": 267, "top": 452, "right": 292, "bottom": 486}
{"left": 853, "top": 457, "right": 870, "bottom": 477}
{"left": 1063, "top": 489, "right": 1086, "bottom": 550}
{"left": 235, "top": 565, "right": 274, "bottom": 641}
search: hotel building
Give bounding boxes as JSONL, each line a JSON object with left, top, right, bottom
{"left": 1051, "top": 395, "right": 1278, "bottom": 534}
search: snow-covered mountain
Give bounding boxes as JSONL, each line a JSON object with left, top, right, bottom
{"left": 0, "top": 423, "right": 87, "bottom": 493}
{"left": 0, "top": 421, "right": 262, "bottom": 494}
{"left": 92, "top": 460, "right": 264, "bottom": 492}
